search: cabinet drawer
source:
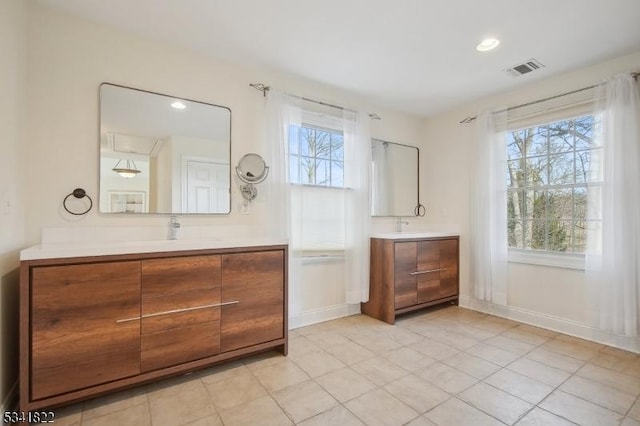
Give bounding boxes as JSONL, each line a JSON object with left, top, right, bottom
{"left": 142, "top": 290, "right": 221, "bottom": 334}
{"left": 142, "top": 255, "right": 221, "bottom": 298}
{"left": 141, "top": 321, "right": 220, "bottom": 372}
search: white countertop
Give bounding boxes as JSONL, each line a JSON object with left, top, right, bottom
{"left": 21, "top": 238, "right": 289, "bottom": 261}
{"left": 371, "top": 232, "right": 459, "bottom": 240}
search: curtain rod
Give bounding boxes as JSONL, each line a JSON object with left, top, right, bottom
{"left": 250, "top": 83, "right": 381, "bottom": 120}
{"left": 459, "top": 71, "right": 639, "bottom": 124}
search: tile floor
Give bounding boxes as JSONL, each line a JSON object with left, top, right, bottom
{"left": 51, "top": 306, "right": 640, "bottom": 426}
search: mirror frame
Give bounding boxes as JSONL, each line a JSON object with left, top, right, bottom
{"left": 98, "top": 82, "right": 232, "bottom": 215}
{"left": 370, "top": 138, "right": 423, "bottom": 217}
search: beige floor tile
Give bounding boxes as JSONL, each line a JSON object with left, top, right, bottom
{"left": 183, "top": 414, "right": 224, "bottom": 426}
{"left": 218, "top": 395, "right": 292, "bottom": 426}
{"left": 404, "top": 415, "right": 438, "bottom": 426}
{"left": 345, "top": 388, "right": 419, "bottom": 426}
{"left": 514, "top": 407, "right": 576, "bottom": 426}
{"left": 198, "top": 361, "right": 249, "bottom": 384}
{"left": 304, "top": 330, "right": 351, "bottom": 347}
{"left": 501, "top": 328, "right": 551, "bottom": 346}
{"left": 243, "top": 351, "right": 289, "bottom": 371}
{"left": 351, "top": 333, "right": 404, "bottom": 353}
{"left": 293, "top": 349, "right": 346, "bottom": 378}
{"left": 560, "top": 375, "right": 638, "bottom": 415}
{"left": 541, "top": 338, "right": 600, "bottom": 361}
{"left": 351, "top": 356, "right": 410, "bottom": 386}
{"left": 251, "top": 359, "right": 310, "bottom": 392}
{"left": 449, "top": 323, "right": 501, "bottom": 341}
{"left": 525, "top": 347, "right": 586, "bottom": 373}
{"left": 460, "top": 382, "right": 533, "bottom": 425}
{"left": 314, "top": 367, "right": 376, "bottom": 403}
{"left": 629, "top": 398, "right": 640, "bottom": 421}
{"left": 539, "top": 390, "right": 624, "bottom": 426}
{"left": 424, "top": 397, "right": 504, "bottom": 426}
{"left": 424, "top": 328, "right": 481, "bottom": 350}
{"left": 507, "top": 357, "right": 571, "bottom": 387}
{"left": 82, "top": 403, "right": 151, "bottom": 426}
{"left": 590, "top": 347, "right": 639, "bottom": 372}
{"left": 204, "top": 371, "right": 267, "bottom": 410}
{"left": 484, "top": 368, "right": 553, "bottom": 405}
{"left": 466, "top": 342, "right": 521, "bottom": 366}
{"left": 82, "top": 386, "right": 147, "bottom": 420}
{"left": 622, "top": 417, "right": 640, "bottom": 426}
{"left": 383, "top": 326, "right": 425, "bottom": 345}
{"left": 513, "top": 323, "right": 558, "bottom": 338}
{"left": 149, "top": 380, "right": 216, "bottom": 426}
{"left": 409, "top": 338, "right": 459, "bottom": 360}
{"left": 384, "top": 374, "right": 450, "bottom": 413}
{"left": 297, "top": 405, "right": 365, "bottom": 426}
{"left": 577, "top": 363, "right": 640, "bottom": 395}
{"left": 49, "top": 403, "right": 82, "bottom": 426}
{"left": 470, "top": 317, "right": 518, "bottom": 334}
{"left": 273, "top": 380, "right": 338, "bottom": 423}
{"left": 418, "top": 361, "right": 478, "bottom": 394}
{"left": 485, "top": 335, "right": 536, "bottom": 356}
{"left": 383, "top": 346, "right": 437, "bottom": 372}
{"left": 287, "top": 335, "right": 322, "bottom": 359}
{"left": 442, "top": 352, "right": 501, "bottom": 379}
{"left": 323, "top": 340, "right": 376, "bottom": 365}
{"left": 554, "top": 334, "right": 604, "bottom": 350}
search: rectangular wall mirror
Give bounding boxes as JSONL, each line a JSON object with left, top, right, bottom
{"left": 99, "top": 83, "right": 231, "bottom": 214}
{"left": 371, "top": 139, "right": 420, "bottom": 217}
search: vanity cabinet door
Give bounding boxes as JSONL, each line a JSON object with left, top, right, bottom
{"left": 141, "top": 255, "right": 221, "bottom": 372}
{"left": 416, "top": 239, "right": 459, "bottom": 303}
{"left": 394, "top": 242, "right": 418, "bottom": 309}
{"left": 221, "top": 250, "right": 285, "bottom": 352}
{"left": 31, "top": 261, "right": 141, "bottom": 400}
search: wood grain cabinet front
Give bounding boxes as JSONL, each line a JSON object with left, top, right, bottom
{"left": 30, "top": 261, "right": 141, "bottom": 400}
{"left": 20, "top": 245, "right": 287, "bottom": 412}
{"left": 362, "top": 236, "right": 459, "bottom": 324}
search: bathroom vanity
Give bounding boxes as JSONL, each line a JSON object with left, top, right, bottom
{"left": 19, "top": 240, "right": 287, "bottom": 411}
{"left": 362, "top": 233, "right": 459, "bottom": 324}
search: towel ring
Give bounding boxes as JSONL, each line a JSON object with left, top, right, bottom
{"left": 63, "top": 188, "right": 93, "bottom": 216}
{"left": 414, "top": 203, "right": 426, "bottom": 217}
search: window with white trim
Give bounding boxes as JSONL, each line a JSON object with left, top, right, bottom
{"left": 507, "top": 114, "right": 601, "bottom": 255}
{"left": 289, "top": 124, "right": 344, "bottom": 187}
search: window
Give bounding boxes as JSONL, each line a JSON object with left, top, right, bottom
{"left": 507, "top": 115, "right": 600, "bottom": 255}
{"left": 289, "top": 124, "right": 344, "bottom": 187}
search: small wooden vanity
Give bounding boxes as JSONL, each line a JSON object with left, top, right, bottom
{"left": 20, "top": 240, "right": 287, "bottom": 411}
{"left": 362, "top": 233, "right": 459, "bottom": 324}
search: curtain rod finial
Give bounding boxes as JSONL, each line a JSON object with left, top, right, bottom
{"left": 249, "top": 83, "right": 270, "bottom": 97}
{"left": 369, "top": 112, "right": 381, "bottom": 120}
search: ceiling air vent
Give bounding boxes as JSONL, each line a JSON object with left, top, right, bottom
{"left": 504, "top": 58, "right": 545, "bottom": 77}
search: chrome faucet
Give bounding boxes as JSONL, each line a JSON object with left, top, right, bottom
{"left": 395, "top": 217, "right": 409, "bottom": 232}
{"left": 168, "top": 215, "right": 181, "bottom": 240}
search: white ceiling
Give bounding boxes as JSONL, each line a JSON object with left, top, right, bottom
{"left": 36, "top": 0, "right": 640, "bottom": 117}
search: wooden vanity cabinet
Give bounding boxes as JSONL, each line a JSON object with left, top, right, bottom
{"left": 20, "top": 245, "right": 287, "bottom": 412}
{"left": 362, "top": 236, "right": 459, "bottom": 324}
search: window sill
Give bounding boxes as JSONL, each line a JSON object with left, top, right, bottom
{"left": 508, "top": 249, "right": 585, "bottom": 270}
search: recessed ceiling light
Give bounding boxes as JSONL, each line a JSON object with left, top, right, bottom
{"left": 476, "top": 38, "right": 500, "bottom": 52}
{"left": 171, "top": 101, "right": 186, "bottom": 110}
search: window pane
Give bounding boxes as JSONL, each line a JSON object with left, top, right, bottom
{"left": 524, "top": 189, "right": 546, "bottom": 220}
{"left": 526, "top": 155, "right": 548, "bottom": 186}
{"left": 527, "top": 127, "right": 547, "bottom": 156}
{"left": 548, "top": 188, "right": 574, "bottom": 220}
{"left": 575, "top": 150, "right": 591, "bottom": 183}
{"left": 527, "top": 219, "right": 547, "bottom": 251}
{"left": 315, "top": 129, "right": 331, "bottom": 160}
{"left": 573, "top": 220, "right": 588, "bottom": 253}
{"left": 574, "top": 115, "right": 595, "bottom": 150}
{"left": 508, "top": 220, "right": 524, "bottom": 248}
{"left": 507, "top": 190, "right": 524, "bottom": 222}
{"left": 507, "top": 159, "right": 525, "bottom": 188}
{"left": 300, "top": 127, "right": 313, "bottom": 156}
{"left": 289, "top": 125, "right": 300, "bottom": 155}
{"left": 299, "top": 156, "right": 314, "bottom": 184}
{"left": 573, "top": 186, "right": 587, "bottom": 221}
{"left": 507, "top": 131, "right": 524, "bottom": 160}
{"left": 548, "top": 152, "right": 574, "bottom": 185}
{"left": 331, "top": 161, "right": 344, "bottom": 187}
{"left": 547, "top": 220, "right": 571, "bottom": 252}
{"left": 548, "top": 120, "right": 573, "bottom": 154}
{"left": 331, "top": 133, "right": 344, "bottom": 161}
{"left": 315, "top": 159, "right": 330, "bottom": 185}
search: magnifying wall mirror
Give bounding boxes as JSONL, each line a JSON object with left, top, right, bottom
{"left": 371, "top": 139, "right": 423, "bottom": 217}
{"left": 236, "top": 153, "right": 269, "bottom": 201}
{"left": 99, "top": 83, "right": 232, "bottom": 214}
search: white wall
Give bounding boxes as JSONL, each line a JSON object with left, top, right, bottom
{"left": 0, "top": 0, "right": 28, "bottom": 410}
{"left": 421, "top": 50, "right": 640, "bottom": 351}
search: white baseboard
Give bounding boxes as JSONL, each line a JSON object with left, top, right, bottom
{"left": 459, "top": 295, "right": 640, "bottom": 354}
{"left": 289, "top": 304, "right": 361, "bottom": 330}
{"left": 1, "top": 381, "right": 18, "bottom": 412}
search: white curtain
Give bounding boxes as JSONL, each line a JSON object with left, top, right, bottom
{"left": 343, "top": 109, "right": 372, "bottom": 303}
{"left": 470, "top": 109, "right": 508, "bottom": 305}
{"left": 586, "top": 73, "right": 640, "bottom": 337}
{"left": 264, "top": 90, "right": 303, "bottom": 316}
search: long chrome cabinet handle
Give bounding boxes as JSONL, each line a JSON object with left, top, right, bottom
{"left": 409, "top": 268, "right": 446, "bottom": 276}
{"left": 116, "top": 300, "right": 240, "bottom": 323}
